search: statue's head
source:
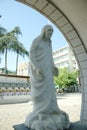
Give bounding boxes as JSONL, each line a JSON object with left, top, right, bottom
{"left": 41, "top": 25, "right": 53, "bottom": 40}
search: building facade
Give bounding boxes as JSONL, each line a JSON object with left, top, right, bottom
{"left": 53, "top": 45, "right": 78, "bottom": 70}
{"left": 17, "top": 62, "right": 29, "bottom": 76}
{"left": 17, "top": 46, "right": 78, "bottom": 76}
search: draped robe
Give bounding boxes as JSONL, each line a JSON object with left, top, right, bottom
{"left": 30, "top": 37, "right": 58, "bottom": 114}
{"left": 25, "top": 35, "right": 70, "bottom": 130}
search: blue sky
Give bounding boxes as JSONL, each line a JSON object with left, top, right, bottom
{"left": 0, "top": 0, "right": 67, "bottom": 71}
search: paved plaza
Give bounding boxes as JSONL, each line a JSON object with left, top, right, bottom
{"left": 0, "top": 93, "right": 81, "bottom": 130}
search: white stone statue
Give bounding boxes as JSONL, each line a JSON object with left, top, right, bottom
{"left": 25, "top": 25, "right": 70, "bottom": 130}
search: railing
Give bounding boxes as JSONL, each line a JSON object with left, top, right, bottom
{"left": 0, "top": 74, "right": 30, "bottom": 83}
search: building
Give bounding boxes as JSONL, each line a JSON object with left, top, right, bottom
{"left": 17, "top": 45, "right": 78, "bottom": 76}
{"left": 53, "top": 45, "right": 78, "bottom": 70}
{"left": 17, "top": 62, "right": 29, "bottom": 76}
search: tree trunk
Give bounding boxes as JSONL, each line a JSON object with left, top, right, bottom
{"left": 16, "top": 53, "right": 19, "bottom": 75}
{"left": 5, "top": 48, "right": 7, "bottom": 74}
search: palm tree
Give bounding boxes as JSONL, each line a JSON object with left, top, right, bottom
{"left": 0, "top": 26, "right": 23, "bottom": 74}
{"left": 0, "top": 36, "right": 9, "bottom": 73}
{"left": 0, "top": 26, "right": 7, "bottom": 66}
{"left": 0, "top": 26, "right": 29, "bottom": 74}
{"left": 12, "top": 26, "right": 22, "bottom": 35}
{"left": 0, "top": 26, "right": 7, "bottom": 37}
{"left": 10, "top": 41, "right": 29, "bottom": 74}
{"left": 0, "top": 32, "right": 16, "bottom": 73}
{"left": 15, "top": 43, "right": 29, "bottom": 75}
{"left": 8, "top": 26, "right": 29, "bottom": 74}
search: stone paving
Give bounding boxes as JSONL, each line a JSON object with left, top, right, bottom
{"left": 0, "top": 93, "right": 81, "bottom": 130}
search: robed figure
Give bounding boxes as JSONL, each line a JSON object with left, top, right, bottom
{"left": 25, "top": 25, "right": 70, "bottom": 130}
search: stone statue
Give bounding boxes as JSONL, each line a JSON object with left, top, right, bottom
{"left": 25, "top": 25, "right": 70, "bottom": 130}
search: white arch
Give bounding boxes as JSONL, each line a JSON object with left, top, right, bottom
{"left": 17, "top": 0, "right": 87, "bottom": 125}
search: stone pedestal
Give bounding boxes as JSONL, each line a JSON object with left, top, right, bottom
{"left": 13, "top": 122, "right": 87, "bottom": 130}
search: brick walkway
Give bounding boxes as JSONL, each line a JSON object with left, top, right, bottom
{"left": 0, "top": 93, "right": 81, "bottom": 130}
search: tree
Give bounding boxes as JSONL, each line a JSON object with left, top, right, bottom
{"left": 0, "top": 30, "right": 17, "bottom": 73}
{"left": 54, "top": 68, "right": 79, "bottom": 89}
{"left": 0, "top": 26, "right": 7, "bottom": 37}
{"left": 9, "top": 26, "right": 29, "bottom": 74}
{"left": 0, "top": 26, "right": 29, "bottom": 74}
{"left": 0, "top": 26, "right": 7, "bottom": 64}
{"left": 10, "top": 41, "right": 29, "bottom": 74}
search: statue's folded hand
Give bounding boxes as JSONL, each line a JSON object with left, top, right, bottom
{"left": 36, "top": 68, "right": 44, "bottom": 77}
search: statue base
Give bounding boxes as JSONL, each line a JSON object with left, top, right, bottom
{"left": 24, "top": 112, "right": 70, "bottom": 130}
{"left": 13, "top": 122, "right": 87, "bottom": 130}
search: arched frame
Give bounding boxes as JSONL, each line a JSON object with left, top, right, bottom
{"left": 17, "top": 0, "right": 87, "bottom": 125}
